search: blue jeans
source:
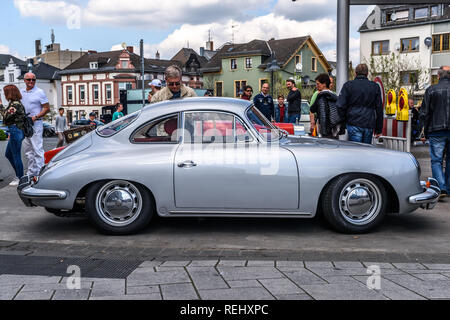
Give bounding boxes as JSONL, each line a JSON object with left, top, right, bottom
{"left": 5, "top": 125, "right": 24, "bottom": 179}
{"left": 429, "top": 132, "right": 450, "bottom": 193}
{"left": 347, "top": 125, "right": 373, "bottom": 144}
{"left": 287, "top": 114, "right": 300, "bottom": 124}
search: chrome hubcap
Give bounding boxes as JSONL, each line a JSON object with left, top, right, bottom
{"left": 96, "top": 181, "right": 142, "bottom": 227}
{"left": 339, "top": 179, "right": 381, "bottom": 225}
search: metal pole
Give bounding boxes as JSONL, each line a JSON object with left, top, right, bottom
{"left": 336, "top": 0, "right": 349, "bottom": 94}
{"left": 140, "top": 39, "right": 145, "bottom": 107}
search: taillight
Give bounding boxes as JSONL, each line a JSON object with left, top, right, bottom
{"left": 44, "top": 146, "right": 66, "bottom": 164}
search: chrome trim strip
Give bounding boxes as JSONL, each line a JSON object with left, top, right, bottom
{"left": 21, "top": 186, "right": 67, "bottom": 200}
{"left": 169, "top": 210, "right": 311, "bottom": 216}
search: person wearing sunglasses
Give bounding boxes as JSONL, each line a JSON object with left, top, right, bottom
{"left": 150, "top": 65, "right": 196, "bottom": 103}
{"left": 241, "top": 85, "right": 253, "bottom": 101}
{"left": 20, "top": 72, "right": 50, "bottom": 178}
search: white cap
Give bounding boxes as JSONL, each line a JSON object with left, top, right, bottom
{"left": 149, "top": 79, "right": 162, "bottom": 87}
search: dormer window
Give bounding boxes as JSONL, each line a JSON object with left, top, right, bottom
{"left": 431, "top": 6, "right": 439, "bottom": 17}
{"left": 414, "top": 8, "right": 428, "bottom": 19}
{"left": 121, "top": 61, "right": 128, "bottom": 69}
{"left": 387, "top": 10, "right": 409, "bottom": 22}
{"left": 90, "top": 62, "right": 98, "bottom": 69}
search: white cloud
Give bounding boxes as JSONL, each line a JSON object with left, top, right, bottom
{"left": 14, "top": 0, "right": 81, "bottom": 25}
{"left": 275, "top": 0, "right": 336, "bottom": 21}
{"left": 135, "top": 13, "right": 337, "bottom": 60}
{"left": 0, "top": 45, "right": 12, "bottom": 55}
{"left": 14, "top": 0, "right": 271, "bottom": 29}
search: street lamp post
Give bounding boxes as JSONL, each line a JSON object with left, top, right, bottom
{"left": 264, "top": 52, "right": 281, "bottom": 97}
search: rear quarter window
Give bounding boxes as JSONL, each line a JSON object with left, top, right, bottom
{"left": 97, "top": 111, "right": 140, "bottom": 137}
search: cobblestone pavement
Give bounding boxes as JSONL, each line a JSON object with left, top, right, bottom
{"left": 2, "top": 253, "right": 450, "bottom": 300}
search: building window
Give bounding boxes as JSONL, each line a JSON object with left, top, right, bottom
{"left": 432, "top": 33, "right": 450, "bottom": 53}
{"left": 245, "top": 57, "right": 252, "bottom": 69}
{"left": 121, "top": 61, "right": 128, "bottom": 69}
{"left": 295, "top": 55, "right": 302, "bottom": 65}
{"left": 431, "top": 75, "right": 439, "bottom": 85}
{"left": 67, "top": 86, "right": 73, "bottom": 102}
{"left": 230, "top": 59, "right": 237, "bottom": 70}
{"left": 234, "top": 80, "right": 247, "bottom": 98}
{"left": 259, "top": 79, "right": 268, "bottom": 91}
{"left": 90, "top": 62, "right": 98, "bottom": 69}
{"left": 431, "top": 6, "right": 439, "bottom": 17}
{"left": 215, "top": 81, "right": 223, "bottom": 97}
{"left": 93, "top": 85, "right": 99, "bottom": 101}
{"left": 80, "top": 86, "right": 85, "bottom": 102}
{"left": 401, "top": 37, "right": 420, "bottom": 53}
{"left": 400, "top": 71, "right": 418, "bottom": 85}
{"left": 118, "top": 82, "right": 132, "bottom": 90}
{"left": 372, "top": 40, "right": 389, "bottom": 55}
{"left": 414, "top": 7, "right": 428, "bottom": 19}
{"left": 9, "top": 73, "right": 14, "bottom": 83}
{"left": 311, "top": 57, "right": 317, "bottom": 72}
{"left": 106, "top": 84, "right": 112, "bottom": 100}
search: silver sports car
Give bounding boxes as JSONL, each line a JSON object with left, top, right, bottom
{"left": 18, "top": 98, "right": 440, "bottom": 235}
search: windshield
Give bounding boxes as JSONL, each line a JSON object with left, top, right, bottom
{"left": 97, "top": 110, "right": 141, "bottom": 137}
{"left": 246, "top": 106, "right": 280, "bottom": 141}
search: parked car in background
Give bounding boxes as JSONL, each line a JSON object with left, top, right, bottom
{"left": 274, "top": 99, "right": 311, "bottom": 133}
{"left": 70, "top": 119, "right": 104, "bottom": 129}
{"left": 19, "top": 97, "right": 440, "bottom": 236}
{"left": 43, "top": 122, "right": 56, "bottom": 137}
{"left": 0, "top": 120, "right": 10, "bottom": 139}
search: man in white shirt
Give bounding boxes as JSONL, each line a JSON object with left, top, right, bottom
{"left": 21, "top": 72, "right": 50, "bottom": 177}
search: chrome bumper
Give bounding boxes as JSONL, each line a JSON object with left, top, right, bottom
{"left": 18, "top": 176, "right": 67, "bottom": 207}
{"left": 408, "top": 178, "right": 440, "bottom": 210}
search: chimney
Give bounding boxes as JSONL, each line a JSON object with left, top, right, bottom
{"left": 156, "top": 50, "right": 160, "bottom": 60}
{"left": 206, "top": 41, "right": 213, "bottom": 51}
{"left": 127, "top": 46, "right": 134, "bottom": 53}
{"left": 200, "top": 47, "right": 205, "bottom": 57}
{"left": 35, "top": 40, "right": 42, "bottom": 56}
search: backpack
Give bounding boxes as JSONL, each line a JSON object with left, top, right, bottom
{"left": 23, "top": 114, "right": 34, "bottom": 138}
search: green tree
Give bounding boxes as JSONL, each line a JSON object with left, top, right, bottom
{"left": 365, "top": 52, "right": 429, "bottom": 98}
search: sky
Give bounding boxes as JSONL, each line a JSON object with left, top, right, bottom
{"left": 0, "top": 0, "right": 375, "bottom": 64}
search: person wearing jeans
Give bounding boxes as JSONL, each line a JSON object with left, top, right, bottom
{"left": 5, "top": 125, "right": 24, "bottom": 182}
{"left": 0, "top": 85, "right": 26, "bottom": 186}
{"left": 428, "top": 133, "right": 450, "bottom": 196}
{"left": 336, "top": 64, "right": 383, "bottom": 144}
{"left": 346, "top": 125, "right": 374, "bottom": 144}
{"left": 420, "top": 66, "right": 450, "bottom": 197}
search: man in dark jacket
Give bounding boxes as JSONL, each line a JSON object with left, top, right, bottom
{"left": 336, "top": 63, "right": 383, "bottom": 144}
{"left": 253, "top": 82, "right": 274, "bottom": 121}
{"left": 286, "top": 79, "right": 302, "bottom": 123}
{"left": 419, "top": 66, "right": 450, "bottom": 197}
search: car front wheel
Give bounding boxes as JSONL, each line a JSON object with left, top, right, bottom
{"left": 86, "top": 180, "right": 154, "bottom": 235}
{"left": 321, "top": 174, "right": 387, "bottom": 234}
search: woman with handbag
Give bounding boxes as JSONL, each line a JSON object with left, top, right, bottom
{"left": 0, "top": 85, "right": 26, "bottom": 186}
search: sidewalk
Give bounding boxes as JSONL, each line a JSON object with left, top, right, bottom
{"left": 1, "top": 253, "right": 450, "bottom": 300}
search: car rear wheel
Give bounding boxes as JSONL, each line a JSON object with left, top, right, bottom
{"left": 321, "top": 174, "right": 387, "bottom": 234}
{"left": 86, "top": 180, "right": 154, "bottom": 235}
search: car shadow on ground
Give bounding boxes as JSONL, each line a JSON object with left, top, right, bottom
{"left": 28, "top": 209, "right": 441, "bottom": 238}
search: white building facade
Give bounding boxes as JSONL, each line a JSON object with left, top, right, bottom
{"left": 359, "top": 4, "right": 450, "bottom": 98}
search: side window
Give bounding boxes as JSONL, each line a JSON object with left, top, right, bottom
{"left": 235, "top": 118, "right": 253, "bottom": 142}
{"left": 184, "top": 112, "right": 253, "bottom": 144}
{"left": 131, "top": 114, "right": 179, "bottom": 143}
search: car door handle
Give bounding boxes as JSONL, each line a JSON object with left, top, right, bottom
{"left": 177, "top": 160, "right": 197, "bottom": 168}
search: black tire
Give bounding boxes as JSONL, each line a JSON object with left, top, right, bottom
{"left": 321, "top": 174, "right": 387, "bottom": 234}
{"left": 85, "top": 180, "right": 154, "bottom": 235}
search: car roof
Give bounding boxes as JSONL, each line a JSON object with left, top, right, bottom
{"left": 141, "top": 97, "right": 253, "bottom": 116}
